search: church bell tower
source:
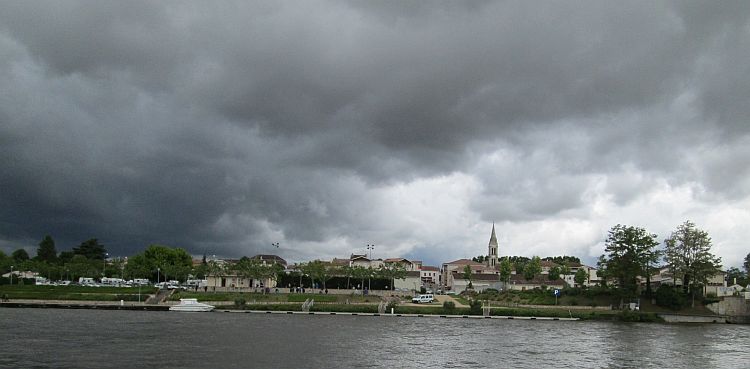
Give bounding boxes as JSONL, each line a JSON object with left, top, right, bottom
{"left": 488, "top": 223, "right": 499, "bottom": 268}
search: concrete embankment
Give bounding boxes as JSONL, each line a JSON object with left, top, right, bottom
{"left": 707, "top": 297, "right": 750, "bottom": 324}
{"left": 0, "top": 300, "right": 169, "bottom": 311}
{"left": 657, "top": 313, "right": 727, "bottom": 324}
{"left": 215, "top": 309, "right": 579, "bottom": 321}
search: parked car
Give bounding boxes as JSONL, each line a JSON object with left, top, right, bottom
{"left": 411, "top": 294, "right": 434, "bottom": 304}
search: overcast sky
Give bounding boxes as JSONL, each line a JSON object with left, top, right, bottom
{"left": 1, "top": 1, "right": 748, "bottom": 268}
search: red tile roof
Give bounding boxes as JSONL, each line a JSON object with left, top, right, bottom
{"left": 445, "top": 259, "right": 483, "bottom": 265}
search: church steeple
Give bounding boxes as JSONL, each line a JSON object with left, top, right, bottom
{"left": 488, "top": 223, "right": 499, "bottom": 268}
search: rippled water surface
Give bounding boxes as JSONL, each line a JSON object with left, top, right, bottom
{"left": 1, "top": 308, "right": 749, "bottom": 368}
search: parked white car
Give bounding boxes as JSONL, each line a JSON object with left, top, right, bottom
{"left": 411, "top": 294, "right": 434, "bottom": 304}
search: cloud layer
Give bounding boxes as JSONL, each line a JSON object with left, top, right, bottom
{"left": 1, "top": 1, "right": 748, "bottom": 268}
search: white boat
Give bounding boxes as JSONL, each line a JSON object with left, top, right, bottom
{"left": 169, "top": 298, "right": 215, "bottom": 312}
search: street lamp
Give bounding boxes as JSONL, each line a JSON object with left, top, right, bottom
{"left": 157, "top": 267, "right": 161, "bottom": 286}
{"left": 103, "top": 253, "right": 109, "bottom": 277}
{"left": 366, "top": 244, "right": 375, "bottom": 259}
{"left": 9, "top": 265, "right": 13, "bottom": 285}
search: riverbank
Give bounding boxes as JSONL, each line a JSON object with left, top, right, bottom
{"left": 0, "top": 299, "right": 671, "bottom": 322}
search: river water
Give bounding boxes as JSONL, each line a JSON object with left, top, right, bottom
{"left": 1, "top": 308, "right": 748, "bottom": 368}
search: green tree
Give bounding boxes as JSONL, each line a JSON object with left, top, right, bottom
{"left": 744, "top": 252, "right": 750, "bottom": 275}
{"left": 725, "top": 267, "right": 747, "bottom": 287}
{"left": 542, "top": 256, "right": 581, "bottom": 265}
{"left": 499, "top": 257, "right": 513, "bottom": 289}
{"left": 600, "top": 224, "right": 659, "bottom": 306}
{"left": 12, "top": 249, "right": 30, "bottom": 262}
{"left": 107, "top": 257, "right": 127, "bottom": 278}
{"left": 378, "top": 264, "right": 407, "bottom": 291}
{"left": 574, "top": 268, "right": 588, "bottom": 287}
{"left": 472, "top": 255, "right": 486, "bottom": 264}
{"left": 559, "top": 262, "right": 571, "bottom": 277}
{"left": 232, "top": 257, "right": 259, "bottom": 290}
{"left": 123, "top": 244, "right": 192, "bottom": 282}
{"left": 73, "top": 239, "right": 107, "bottom": 260}
{"left": 509, "top": 256, "right": 530, "bottom": 276}
{"left": 206, "top": 260, "right": 225, "bottom": 292}
{"left": 339, "top": 265, "right": 354, "bottom": 289}
{"left": 123, "top": 254, "right": 151, "bottom": 280}
{"left": 302, "top": 260, "right": 332, "bottom": 290}
{"left": 351, "top": 266, "right": 371, "bottom": 291}
{"left": 664, "top": 221, "right": 722, "bottom": 307}
{"left": 36, "top": 235, "right": 57, "bottom": 263}
{"left": 463, "top": 264, "right": 474, "bottom": 289}
{"left": 523, "top": 256, "right": 542, "bottom": 281}
{"left": 548, "top": 266, "right": 561, "bottom": 281}
{"left": 65, "top": 254, "right": 98, "bottom": 280}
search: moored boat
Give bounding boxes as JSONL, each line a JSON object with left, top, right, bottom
{"left": 169, "top": 298, "right": 215, "bottom": 312}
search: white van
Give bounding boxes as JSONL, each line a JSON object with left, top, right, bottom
{"left": 411, "top": 294, "right": 434, "bottom": 304}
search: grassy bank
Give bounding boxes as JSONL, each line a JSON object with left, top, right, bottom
{"left": 171, "top": 291, "right": 381, "bottom": 304}
{"left": 0, "top": 285, "right": 157, "bottom": 301}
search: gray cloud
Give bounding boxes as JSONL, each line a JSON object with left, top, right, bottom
{"left": 1, "top": 1, "right": 749, "bottom": 268}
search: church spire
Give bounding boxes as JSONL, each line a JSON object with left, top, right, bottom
{"left": 489, "top": 223, "right": 498, "bottom": 247}
{"left": 488, "top": 223, "right": 499, "bottom": 268}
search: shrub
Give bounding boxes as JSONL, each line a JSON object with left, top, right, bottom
{"left": 420, "top": 286, "right": 427, "bottom": 294}
{"left": 655, "top": 285, "right": 687, "bottom": 310}
{"left": 468, "top": 299, "right": 482, "bottom": 315}
{"left": 234, "top": 297, "right": 246, "bottom": 307}
{"left": 442, "top": 301, "right": 456, "bottom": 314}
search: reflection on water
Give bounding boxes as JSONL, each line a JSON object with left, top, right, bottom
{"left": 1, "top": 308, "right": 749, "bottom": 368}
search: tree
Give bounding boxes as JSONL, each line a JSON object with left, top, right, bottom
{"left": 559, "top": 262, "right": 571, "bottom": 277}
{"left": 664, "top": 221, "right": 722, "bottom": 307}
{"left": 548, "top": 266, "right": 561, "bottom": 281}
{"left": 600, "top": 224, "right": 660, "bottom": 306}
{"left": 542, "top": 256, "right": 581, "bottom": 265}
{"left": 123, "top": 254, "right": 151, "bottom": 280}
{"left": 744, "top": 252, "right": 750, "bottom": 275}
{"left": 36, "top": 235, "right": 57, "bottom": 263}
{"left": 472, "top": 255, "right": 486, "bottom": 264}
{"left": 499, "top": 257, "right": 513, "bottom": 289}
{"left": 65, "top": 255, "right": 98, "bottom": 281}
{"left": 233, "top": 257, "right": 260, "bottom": 290}
{"left": 523, "top": 256, "right": 542, "bottom": 281}
{"left": 73, "top": 239, "right": 107, "bottom": 260}
{"left": 12, "top": 249, "right": 30, "bottom": 262}
{"left": 509, "top": 256, "right": 530, "bottom": 276}
{"left": 124, "top": 244, "right": 193, "bottom": 283}
{"left": 302, "top": 260, "right": 331, "bottom": 290}
{"left": 463, "top": 264, "right": 474, "bottom": 289}
{"left": 339, "top": 265, "right": 354, "bottom": 289}
{"left": 351, "top": 266, "right": 371, "bottom": 291}
{"left": 725, "top": 267, "right": 747, "bottom": 287}
{"left": 206, "top": 260, "right": 225, "bottom": 292}
{"left": 574, "top": 268, "right": 588, "bottom": 287}
{"left": 378, "top": 264, "right": 407, "bottom": 291}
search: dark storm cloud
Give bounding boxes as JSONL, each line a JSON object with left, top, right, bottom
{"left": 1, "top": 1, "right": 749, "bottom": 265}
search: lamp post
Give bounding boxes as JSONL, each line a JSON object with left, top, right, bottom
{"left": 103, "top": 253, "right": 109, "bottom": 277}
{"left": 366, "top": 244, "right": 375, "bottom": 259}
{"left": 9, "top": 265, "right": 13, "bottom": 285}
{"left": 157, "top": 267, "right": 161, "bottom": 286}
